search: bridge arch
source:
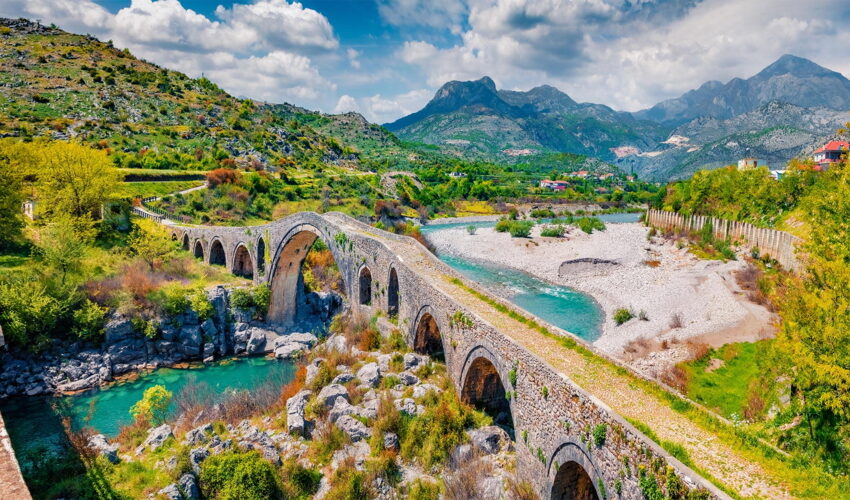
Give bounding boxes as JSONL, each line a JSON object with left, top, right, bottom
{"left": 256, "top": 236, "right": 266, "bottom": 276}
{"left": 267, "top": 223, "right": 345, "bottom": 326}
{"left": 208, "top": 238, "right": 226, "bottom": 266}
{"left": 182, "top": 233, "right": 190, "bottom": 251}
{"left": 412, "top": 305, "right": 444, "bottom": 361}
{"left": 387, "top": 267, "right": 399, "bottom": 316}
{"left": 358, "top": 265, "right": 372, "bottom": 305}
{"left": 460, "top": 345, "right": 514, "bottom": 431}
{"left": 548, "top": 442, "right": 602, "bottom": 500}
{"left": 232, "top": 243, "right": 254, "bottom": 279}
{"left": 193, "top": 240, "right": 205, "bottom": 259}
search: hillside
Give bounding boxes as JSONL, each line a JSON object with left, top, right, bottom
{"left": 387, "top": 56, "right": 850, "bottom": 180}
{"left": 0, "top": 18, "right": 402, "bottom": 173}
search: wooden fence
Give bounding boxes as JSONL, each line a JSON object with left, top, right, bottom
{"left": 646, "top": 209, "right": 802, "bottom": 272}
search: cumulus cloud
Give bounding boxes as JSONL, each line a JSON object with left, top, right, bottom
{"left": 333, "top": 94, "right": 361, "bottom": 113}
{"left": 334, "top": 90, "right": 433, "bottom": 124}
{"left": 397, "top": 0, "right": 850, "bottom": 111}
{"left": 0, "top": 0, "right": 338, "bottom": 106}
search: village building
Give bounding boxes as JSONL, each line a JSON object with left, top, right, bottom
{"left": 737, "top": 157, "right": 759, "bottom": 170}
{"left": 539, "top": 179, "right": 568, "bottom": 191}
{"left": 813, "top": 140, "right": 849, "bottom": 170}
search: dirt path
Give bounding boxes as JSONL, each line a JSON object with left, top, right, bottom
{"left": 332, "top": 216, "right": 793, "bottom": 498}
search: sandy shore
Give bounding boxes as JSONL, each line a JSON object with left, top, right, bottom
{"left": 426, "top": 219, "right": 774, "bottom": 363}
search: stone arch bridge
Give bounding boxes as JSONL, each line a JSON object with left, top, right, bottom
{"left": 167, "top": 211, "right": 727, "bottom": 500}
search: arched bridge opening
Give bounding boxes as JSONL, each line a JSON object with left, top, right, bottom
{"left": 551, "top": 461, "right": 599, "bottom": 500}
{"left": 233, "top": 244, "right": 254, "bottom": 279}
{"left": 359, "top": 266, "right": 372, "bottom": 305}
{"left": 182, "top": 234, "right": 190, "bottom": 251}
{"left": 209, "top": 240, "right": 226, "bottom": 266}
{"left": 267, "top": 227, "right": 345, "bottom": 328}
{"left": 193, "top": 241, "right": 204, "bottom": 259}
{"left": 414, "top": 311, "right": 444, "bottom": 362}
{"left": 387, "top": 268, "right": 399, "bottom": 316}
{"left": 256, "top": 237, "right": 266, "bottom": 275}
{"left": 461, "top": 354, "right": 513, "bottom": 433}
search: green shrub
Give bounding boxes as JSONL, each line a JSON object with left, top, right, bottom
{"left": 230, "top": 284, "right": 271, "bottom": 318}
{"left": 151, "top": 282, "right": 190, "bottom": 317}
{"left": 199, "top": 451, "right": 282, "bottom": 500}
{"left": 466, "top": 225, "right": 477, "bottom": 235}
{"left": 0, "top": 276, "right": 64, "bottom": 350}
{"left": 592, "top": 424, "right": 606, "bottom": 447}
{"left": 190, "top": 289, "right": 214, "bottom": 321}
{"left": 71, "top": 299, "right": 107, "bottom": 340}
{"left": 508, "top": 221, "right": 534, "bottom": 238}
{"left": 280, "top": 460, "right": 322, "bottom": 498}
{"left": 129, "top": 385, "right": 172, "bottom": 425}
{"left": 575, "top": 216, "right": 606, "bottom": 234}
{"left": 613, "top": 308, "right": 633, "bottom": 325}
{"left": 494, "top": 218, "right": 512, "bottom": 232}
{"left": 539, "top": 225, "right": 565, "bottom": 237}
{"left": 230, "top": 287, "right": 253, "bottom": 310}
{"left": 530, "top": 208, "right": 556, "bottom": 219}
{"left": 325, "top": 463, "right": 367, "bottom": 499}
{"left": 406, "top": 479, "right": 440, "bottom": 500}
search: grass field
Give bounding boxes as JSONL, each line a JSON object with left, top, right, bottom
{"left": 681, "top": 341, "right": 767, "bottom": 418}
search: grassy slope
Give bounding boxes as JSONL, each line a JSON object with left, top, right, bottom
{"left": 682, "top": 342, "right": 765, "bottom": 418}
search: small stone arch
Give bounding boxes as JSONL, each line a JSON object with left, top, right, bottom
{"left": 412, "top": 306, "right": 444, "bottom": 361}
{"left": 358, "top": 266, "right": 372, "bottom": 305}
{"left": 171, "top": 232, "right": 178, "bottom": 241}
{"left": 193, "top": 240, "right": 204, "bottom": 259}
{"left": 233, "top": 243, "right": 254, "bottom": 279}
{"left": 256, "top": 236, "right": 266, "bottom": 275}
{"left": 460, "top": 345, "right": 513, "bottom": 431}
{"left": 182, "top": 234, "right": 190, "bottom": 251}
{"left": 387, "top": 267, "right": 399, "bottom": 316}
{"left": 209, "top": 239, "right": 226, "bottom": 266}
{"left": 548, "top": 442, "right": 602, "bottom": 500}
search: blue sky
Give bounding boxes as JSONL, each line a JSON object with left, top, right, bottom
{"left": 3, "top": 1, "right": 850, "bottom": 123}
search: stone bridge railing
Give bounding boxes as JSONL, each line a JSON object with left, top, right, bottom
{"left": 646, "top": 208, "right": 802, "bottom": 272}
{"left": 158, "top": 211, "right": 728, "bottom": 499}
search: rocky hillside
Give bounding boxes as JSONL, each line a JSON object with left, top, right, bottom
{"left": 387, "top": 56, "right": 850, "bottom": 180}
{"left": 0, "top": 18, "right": 400, "bottom": 171}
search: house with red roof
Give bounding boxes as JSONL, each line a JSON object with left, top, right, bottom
{"left": 539, "top": 180, "right": 568, "bottom": 191}
{"left": 813, "top": 140, "right": 849, "bottom": 170}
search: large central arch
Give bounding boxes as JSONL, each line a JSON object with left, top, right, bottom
{"left": 461, "top": 346, "right": 513, "bottom": 432}
{"left": 267, "top": 224, "right": 344, "bottom": 326}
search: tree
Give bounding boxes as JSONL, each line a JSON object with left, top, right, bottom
{"left": 129, "top": 385, "right": 173, "bottom": 425}
{"left": 29, "top": 141, "right": 120, "bottom": 220}
{"left": 777, "top": 154, "right": 850, "bottom": 464}
{"left": 129, "top": 218, "right": 178, "bottom": 270}
{"left": 36, "top": 215, "right": 91, "bottom": 285}
{"left": 0, "top": 141, "right": 25, "bottom": 250}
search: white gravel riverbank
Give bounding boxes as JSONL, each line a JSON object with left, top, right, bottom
{"left": 426, "top": 220, "right": 774, "bottom": 361}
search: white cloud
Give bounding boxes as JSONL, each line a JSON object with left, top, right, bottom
{"left": 346, "top": 48, "right": 361, "bottom": 69}
{"left": 0, "top": 0, "right": 338, "bottom": 106}
{"left": 396, "top": 0, "right": 850, "bottom": 111}
{"left": 333, "top": 95, "right": 361, "bottom": 113}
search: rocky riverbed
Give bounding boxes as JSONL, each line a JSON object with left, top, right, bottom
{"left": 0, "top": 286, "right": 342, "bottom": 399}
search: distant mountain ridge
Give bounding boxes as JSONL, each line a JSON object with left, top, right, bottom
{"left": 386, "top": 55, "right": 850, "bottom": 179}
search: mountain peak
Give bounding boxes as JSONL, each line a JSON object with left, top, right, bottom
{"left": 756, "top": 54, "right": 837, "bottom": 79}
{"left": 477, "top": 76, "right": 497, "bottom": 92}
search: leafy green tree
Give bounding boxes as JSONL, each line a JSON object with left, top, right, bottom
{"left": 0, "top": 141, "right": 25, "bottom": 250}
{"left": 129, "top": 219, "right": 178, "bottom": 270}
{"left": 777, "top": 155, "right": 850, "bottom": 465}
{"left": 36, "top": 215, "right": 91, "bottom": 285}
{"left": 129, "top": 385, "right": 173, "bottom": 425}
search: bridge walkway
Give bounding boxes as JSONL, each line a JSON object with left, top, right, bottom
{"left": 327, "top": 213, "right": 792, "bottom": 499}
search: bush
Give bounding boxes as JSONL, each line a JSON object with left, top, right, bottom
{"left": 539, "top": 225, "right": 565, "bottom": 237}
{"left": 575, "top": 216, "right": 606, "bottom": 234}
{"left": 613, "top": 308, "right": 633, "bottom": 325}
{"left": 206, "top": 168, "right": 242, "bottom": 188}
{"left": 199, "top": 451, "right": 282, "bottom": 500}
{"left": 71, "top": 299, "right": 107, "bottom": 340}
{"left": 466, "top": 225, "right": 477, "bottom": 235}
{"left": 508, "top": 221, "right": 534, "bottom": 238}
{"left": 0, "top": 275, "right": 65, "bottom": 351}
{"left": 494, "top": 218, "right": 512, "bottom": 232}
{"left": 530, "top": 208, "right": 556, "bottom": 219}
{"left": 592, "top": 424, "right": 606, "bottom": 447}
{"left": 230, "top": 284, "right": 270, "bottom": 319}
{"left": 129, "top": 385, "right": 173, "bottom": 425}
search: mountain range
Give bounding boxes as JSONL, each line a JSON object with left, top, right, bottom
{"left": 385, "top": 55, "right": 850, "bottom": 179}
